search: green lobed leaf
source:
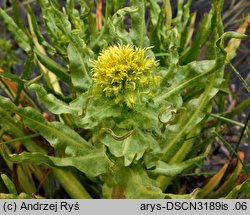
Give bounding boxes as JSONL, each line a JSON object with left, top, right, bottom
{"left": 149, "top": 0, "right": 166, "bottom": 54}
{"left": 51, "top": 4, "right": 72, "bottom": 35}
{"left": 216, "top": 31, "right": 247, "bottom": 56}
{"left": 76, "top": 96, "right": 122, "bottom": 129}
{"left": 102, "top": 129, "right": 159, "bottom": 166}
{"left": 66, "top": 1, "right": 86, "bottom": 40}
{"left": 158, "top": 36, "right": 226, "bottom": 163}
{"left": 180, "top": 11, "right": 213, "bottom": 64}
{"left": 0, "top": 9, "right": 31, "bottom": 52}
{"left": 149, "top": 0, "right": 161, "bottom": 28}
{"left": 16, "top": 107, "right": 93, "bottom": 156}
{"left": 161, "top": 74, "right": 222, "bottom": 162}
{"left": 0, "top": 97, "right": 92, "bottom": 199}
{"left": 104, "top": 166, "right": 201, "bottom": 199}
{"left": 37, "top": 2, "right": 67, "bottom": 55}
{"left": 156, "top": 59, "right": 217, "bottom": 103}
{"left": 156, "top": 8, "right": 227, "bottom": 187}
{"left": 28, "top": 83, "right": 84, "bottom": 115}
{"left": 118, "top": 105, "right": 160, "bottom": 131}
{"left": 148, "top": 155, "right": 205, "bottom": 177}
{"left": 130, "top": 0, "right": 149, "bottom": 47}
{"left": 205, "top": 0, "right": 224, "bottom": 59}
{"left": 73, "top": 1, "right": 92, "bottom": 41}
{"left": 113, "top": 165, "right": 166, "bottom": 199}
{"left": 108, "top": 7, "right": 135, "bottom": 44}
{"left": 67, "top": 32, "right": 92, "bottom": 92}
{"left": 5, "top": 149, "right": 110, "bottom": 178}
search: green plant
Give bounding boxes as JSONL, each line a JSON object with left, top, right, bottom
{"left": 0, "top": 38, "right": 19, "bottom": 71}
{"left": 0, "top": 0, "right": 249, "bottom": 199}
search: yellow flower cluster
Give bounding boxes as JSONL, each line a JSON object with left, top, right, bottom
{"left": 91, "top": 44, "right": 159, "bottom": 107}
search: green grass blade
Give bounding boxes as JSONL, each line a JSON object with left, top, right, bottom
{"left": 229, "top": 63, "right": 250, "bottom": 93}
{"left": 235, "top": 111, "right": 250, "bottom": 152}
{"left": 210, "top": 113, "right": 245, "bottom": 127}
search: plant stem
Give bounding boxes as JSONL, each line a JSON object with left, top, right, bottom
{"left": 229, "top": 63, "right": 250, "bottom": 93}
{"left": 52, "top": 169, "right": 92, "bottom": 199}
{"left": 235, "top": 111, "right": 250, "bottom": 152}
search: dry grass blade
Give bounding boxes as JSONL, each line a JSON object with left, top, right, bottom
{"left": 200, "top": 163, "right": 229, "bottom": 198}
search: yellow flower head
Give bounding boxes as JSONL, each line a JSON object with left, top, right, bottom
{"left": 91, "top": 44, "right": 159, "bottom": 107}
